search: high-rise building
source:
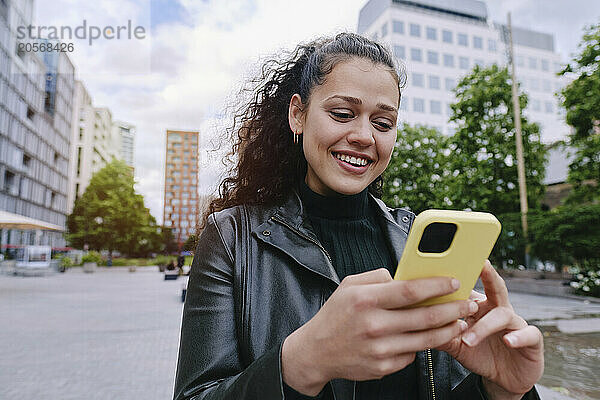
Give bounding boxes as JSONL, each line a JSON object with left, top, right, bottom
{"left": 114, "top": 121, "right": 135, "bottom": 170}
{"left": 358, "top": 0, "right": 568, "bottom": 143}
{"left": 67, "top": 82, "right": 122, "bottom": 212}
{"left": 0, "top": 0, "right": 74, "bottom": 249}
{"left": 163, "top": 130, "right": 199, "bottom": 247}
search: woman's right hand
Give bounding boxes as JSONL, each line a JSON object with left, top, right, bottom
{"left": 281, "top": 268, "right": 478, "bottom": 396}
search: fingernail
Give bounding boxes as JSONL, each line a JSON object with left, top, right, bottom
{"left": 505, "top": 333, "right": 517, "bottom": 346}
{"left": 459, "top": 320, "right": 468, "bottom": 332}
{"left": 468, "top": 301, "right": 478, "bottom": 314}
{"left": 462, "top": 332, "right": 476, "bottom": 346}
{"left": 451, "top": 279, "right": 460, "bottom": 290}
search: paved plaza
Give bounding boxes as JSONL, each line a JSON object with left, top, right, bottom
{"left": 1, "top": 267, "right": 599, "bottom": 399}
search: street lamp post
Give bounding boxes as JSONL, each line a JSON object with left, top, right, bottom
{"left": 507, "top": 12, "right": 530, "bottom": 268}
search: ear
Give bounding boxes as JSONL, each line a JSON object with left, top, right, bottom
{"left": 288, "top": 94, "right": 305, "bottom": 134}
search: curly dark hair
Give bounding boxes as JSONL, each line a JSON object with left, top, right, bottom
{"left": 201, "top": 32, "right": 406, "bottom": 227}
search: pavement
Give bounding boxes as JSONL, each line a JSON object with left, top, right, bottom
{"left": 0, "top": 266, "right": 598, "bottom": 399}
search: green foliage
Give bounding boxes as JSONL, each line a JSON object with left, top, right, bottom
{"left": 560, "top": 22, "right": 600, "bottom": 205}
{"left": 66, "top": 160, "right": 161, "bottom": 257}
{"left": 182, "top": 233, "right": 198, "bottom": 253}
{"left": 489, "top": 211, "right": 545, "bottom": 268}
{"left": 448, "top": 64, "right": 547, "bottom": 214}
{"left": 59, "top": 256, "right": 74, "bottom": 268}
{"left": 529, "top": 204, "right": 600, "bottom": 268}
{"left": 81, "top": 251, "right": 103, "bottom": 265}
{"left": 382, "top": 124, "right": 451, "bottom": 213}
{"left": 153, "top": 254, "right": 175, "bottom": 266}
{"left": 570, "top": 270, "right": 600, "bottom": 297}
{"left": 160, "top": 226, "right": 179, "bottom": 254}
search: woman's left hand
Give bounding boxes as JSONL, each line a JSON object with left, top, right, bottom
{"left": 437, "top": 261, "right": 544, "bottom": 399}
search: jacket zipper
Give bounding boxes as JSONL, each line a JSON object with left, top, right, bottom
{"left": 270, "top": 216, "right": 333, "bottom": 264}
{"left": 426, "top": 349, "right": 436, "bottom": 400}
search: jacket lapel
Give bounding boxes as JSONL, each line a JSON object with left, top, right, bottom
{"left": 252, "top": 190, "right": 341, "bottom": 285}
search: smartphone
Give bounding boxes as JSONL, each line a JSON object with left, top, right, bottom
{"left": 393, "top": 209, "right": 501, "bottom": 307}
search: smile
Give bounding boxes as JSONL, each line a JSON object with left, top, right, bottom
{"left": 332, "top": 152, "right": 372, "bottom": 167}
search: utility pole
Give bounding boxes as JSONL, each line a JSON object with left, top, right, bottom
{"left": 507, "top": 13, "right": 530, "bottom": 268}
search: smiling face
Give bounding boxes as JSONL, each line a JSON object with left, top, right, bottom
{"left": 289, "top": 57, "right": 400, "bottom": 196}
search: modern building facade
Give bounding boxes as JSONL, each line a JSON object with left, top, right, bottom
{"left": 114, "top": 121, "right": 135, "bottom": 170}
{"left": 358, "top": 0, "right": 568, "bottom": 143}
{"left": 0, "top": 0, "right": 74, "bottom": 249}
{"left": 67, "top": 81, "right": 122, "bottom": 212}
{"left": 163, "top": 130, "right": 199, "bottom": 247}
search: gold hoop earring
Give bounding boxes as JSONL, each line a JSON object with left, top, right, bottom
{"left": 293, "top": 131, "right": 302, "bottom": 144}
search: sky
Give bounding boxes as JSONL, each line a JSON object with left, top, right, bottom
{"left": 33, "top": 0, "right": 600, "bottom": 224}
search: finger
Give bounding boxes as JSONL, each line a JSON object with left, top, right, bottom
{"left": 480, "top": 261, "right": 511, "bottom": 307}
{"left": 370, "top": 277, "right": 460, "bottom": 309}
{"left": 400, "top": 319, "right": 468, "bottom": 352}
{"left": 341, "top": 268, "right": 392, "bottom": 286}
{"left": 369, "top": 300, "right": 478, "bottom": 335}
{"left": 503, "top": 326, "right": 544, "bottom": 350}
{"left": 462, "top": 306, "right": 526, "bottom": 347}
{"left": 469, "top": 290, "right": 487, "bottom": 302}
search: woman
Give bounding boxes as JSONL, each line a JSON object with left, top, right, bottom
{"left": 174, "top": 33, "right": 543, "bottom": 400}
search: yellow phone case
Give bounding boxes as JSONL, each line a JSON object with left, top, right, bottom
{"left": 393, "top": 209, "right": 501, "bottom": 306}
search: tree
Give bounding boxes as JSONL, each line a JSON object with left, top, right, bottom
{"left": 448, "top": 64, "right": 547, "bottom": 214}
{"left": 182, "top": 233, "right": 198, "bottom": 253}
{"left": 560, "top": 22, "right": 600, "bottom": 205}
{"left": 160, "top": 226, "right": 179, "bottom": 254}
{"left": 66, "top": 160, "right": 160, "bottom": 259}
{"left": 382, "top": 124, "right": 452, "bottom": 213}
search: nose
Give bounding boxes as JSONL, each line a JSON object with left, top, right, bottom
{"left": 346, "top": 117, "right": 375, "bottom": 147}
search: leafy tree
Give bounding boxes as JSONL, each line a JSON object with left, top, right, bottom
{"left": 160, "top": 226, "right": 179, "bottom": 254}
{"left": 66, "top": 160, "right": 160, "bottom": 259}
{"left": 448, "top": 64, "right": 547, "bottom": 214}
{"left": 182, "top": 233, "right": 198, "bottom": 253}
{"left": 382, "top": 124, "right": 452, "bottom": 213}
{"left": 560, "top": 22, "right": 600, "bottom": 205}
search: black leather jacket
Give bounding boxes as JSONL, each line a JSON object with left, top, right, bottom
{"left": 174, "top": 190, "right": 540, "bottom": 400}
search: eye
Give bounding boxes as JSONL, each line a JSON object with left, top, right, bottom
{"left": 373, "top": 119, "right": 394, "bottom": 131}
{"left": 330, "top": 110, "right": 354, "bottom": 120}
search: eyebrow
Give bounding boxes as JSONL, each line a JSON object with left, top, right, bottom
{"left": 325, "top": 95, "right": 397, "bottom": 113}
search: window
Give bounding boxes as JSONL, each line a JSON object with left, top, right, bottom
{"left": 410, "top": 48, "right": 422, "bottom": 62}
{"left": 428, "top": 75, "right": 440, "bottom": 90}
{"left": 23, "top": 154, "right": 31, "bottom": 170}
{"left": 393, "top": 45, "right": 405, "bottom": 59}
{"left": 458, "top": 33, "right": 468, "bottom": 46}
{"left": 442, "top": 30, "right": 452, "bottom": 43}
{"left": 473, "top": 36, "right": 483, "bottom": 49}
{"left": 528, "top": 57, "right": 537, "bottom": 69}
{"left": 381, "top": 23, "right": 388, "bottom": 37}
{"left": 4, "top": 170, "right": 16, "bottom": 195}
{"left": 474, "top": 59, "right": 484, "bottom": 67}
{"left": 445, "top": 77, "right": 455, "bottom": 91}
{"left": 542, "top": 79, "right": 551, "bottom": 92}
{"left": 413, "top": 98, "right": 425, "bottom": 113}
{"left": 430, "top": 100, "right": 441, "bottom": 114}
{"left": 409, "top": 23, "right": 421, "bottom": 37}
{"left": 488, "top": 39, "right": 497, "bottom": 52}
{"left": 459, "top": 56, "right": 469, "bottom": 70}
{"left": 427, "top": 51, "right": 438, "bottom": 65}
{"left": 531, "top": 99, "right": 541, "bottom": 112}
{"left": 26, "top": 106, "right": 34, "bottom": 121}
{"left": 426, "top": 27, "right": 437, "bottom": 40}
{"left": 443, "top": 54, "right": 454, "bottom": 68}
{"left": 544, "top": 101, "right": 554, "bottom": 113}
{"left": 392, "top": 20, "right": 404, "bottom": 34}
{"left": 412, "top": 73, "right": 424, "bottom": 87}
{"left": 530, "top": 78, "right": 540, "bottom": 91}
{"left": 541, "top": 59, "right": 549, "bottom": 71}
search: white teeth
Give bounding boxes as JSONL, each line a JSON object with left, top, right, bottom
{"left": 334, "top": 152, "right": 369, "bottom": 166}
